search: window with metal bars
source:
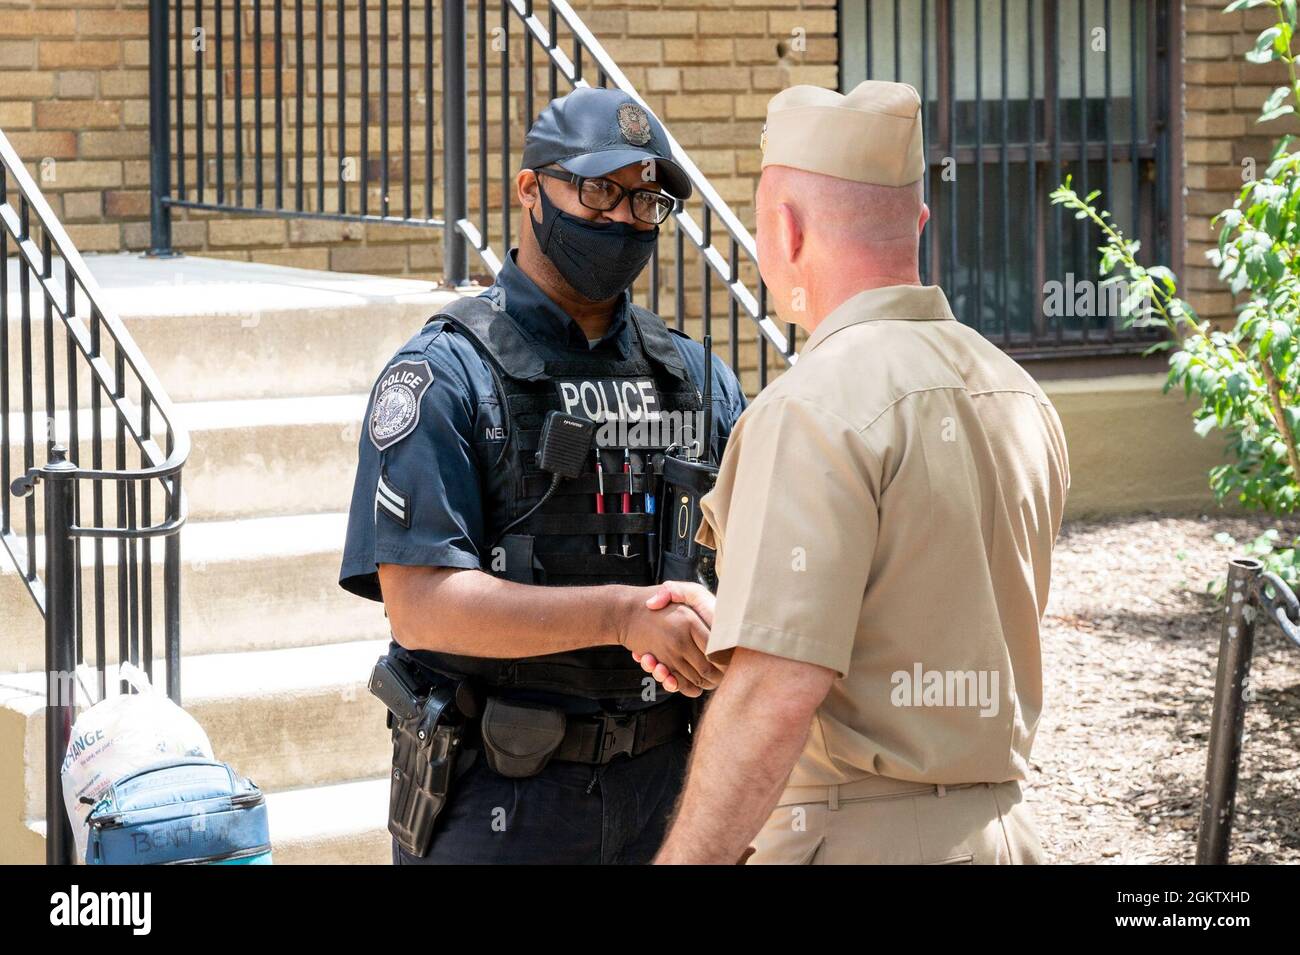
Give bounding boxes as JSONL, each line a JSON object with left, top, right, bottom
{"left": 839, "top": 0, "right": 1177, "bottom": 357}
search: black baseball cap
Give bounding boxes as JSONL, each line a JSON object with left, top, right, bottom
{"left": 521, "top": 87, "right": 693, "bottom": 201}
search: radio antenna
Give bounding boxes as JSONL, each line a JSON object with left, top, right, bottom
{"left": 701, "top": 334, "right": 714, "bottom": 465}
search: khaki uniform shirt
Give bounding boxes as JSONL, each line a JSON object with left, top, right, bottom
{"left": 698, "top": 284, "right": 1070, "bottom": 788}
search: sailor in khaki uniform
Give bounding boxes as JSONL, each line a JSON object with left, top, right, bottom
{"left": 644, "top": 80, "right": 1070, "bottom": 864}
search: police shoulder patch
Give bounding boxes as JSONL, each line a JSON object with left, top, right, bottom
{"left": 369, "top": 358, "right": 434, "bottom": 451}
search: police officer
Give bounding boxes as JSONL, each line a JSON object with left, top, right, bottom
{"left": 338, "top": 87, "right": 747, "bottom": 865}
{"left": 642, "top": 81, "right": 1070, "bottom": 864}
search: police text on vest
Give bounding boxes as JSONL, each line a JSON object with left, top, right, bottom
{"left": 556, "top": 377, "right": 661, "bottom": 424}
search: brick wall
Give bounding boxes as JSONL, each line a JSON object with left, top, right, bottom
{"left": 1182, "top": 0, "right": 1300, "bottom": 324}
{"left": 0, "top": 0, "right": 834, "bottom": 286}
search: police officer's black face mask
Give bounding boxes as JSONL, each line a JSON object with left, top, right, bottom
{"left": 529, "top": 177, "right": 658, "bottom": 302}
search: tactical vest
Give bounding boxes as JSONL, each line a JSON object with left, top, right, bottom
{"left": 414, "top": 295, "right": 704, "bottom": 701}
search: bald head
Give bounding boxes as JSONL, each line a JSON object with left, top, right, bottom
{"left": 755, "top": 164, "right": 929, "bottom": 331}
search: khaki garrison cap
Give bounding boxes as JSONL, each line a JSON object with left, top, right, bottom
{"left": 760, "top": 80, "right": 925, "bottom": 186}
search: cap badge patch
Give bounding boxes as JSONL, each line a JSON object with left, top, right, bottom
{"left": 617, "top": 103, "right": 653, "bottom": 146}
{"left": 369, "top": 358, "right": 434, "bottom": 451}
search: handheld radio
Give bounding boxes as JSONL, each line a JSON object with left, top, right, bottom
{"left": 654, "top": 335, "right": 720, "bottom": 590}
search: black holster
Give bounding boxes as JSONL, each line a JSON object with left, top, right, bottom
{"left": 371, "top": 652, "right": 473, "bottom": 858}
{"left": 387, "top": 682, "right": 463, "bottom": 858}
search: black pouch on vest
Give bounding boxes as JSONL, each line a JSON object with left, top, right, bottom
{"left": 494, "top": 533, "right": 539, "bottom": 584}
{"left": 388, "top": 682, "right": 463, "bottom": 857}
{"left": 479, "top": 697, "right": 567, "bottom": 778}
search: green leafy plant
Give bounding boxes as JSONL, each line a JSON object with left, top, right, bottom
{"left": 1052, "top": 0, "right": 1300, "bottom": 585}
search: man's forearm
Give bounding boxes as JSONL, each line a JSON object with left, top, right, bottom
{"left": 381, "top": 565, "right": 633, "bottom": 658}
{"left": 655, "top": 648, "right": 833, "bottom": 864}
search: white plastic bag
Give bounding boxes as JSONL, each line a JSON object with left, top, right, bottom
{"left": 61, "top": 661, "right": 214, "bottom": 863}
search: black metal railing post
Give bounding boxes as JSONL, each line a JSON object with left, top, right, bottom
{"left": 164, "top": 490, "right": 182, "bottom": 703}
{"left": 42, "top": 446, "right": 78, "bottom": 867}
{"left": 3, "top": 126, "right": 190, "bottom": 864}
{"left": 147, "top": 0, "right": 175, "bottom": 257}
{"left": 1196, "top": 557, "right": 1263, "bottom": 865}
{"left": 442, "top": 0, "right": 470, "bottom": 285}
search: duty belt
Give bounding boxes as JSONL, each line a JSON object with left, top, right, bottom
{"left": 460, "top": 695, "right": 693, "bottom": 766}
{"left": 552, "top": 698, "right": 692, "bottom": 765}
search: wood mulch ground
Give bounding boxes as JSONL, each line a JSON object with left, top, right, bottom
{"left": 1029, "top": 514, "right": 1300, "bottom": 864}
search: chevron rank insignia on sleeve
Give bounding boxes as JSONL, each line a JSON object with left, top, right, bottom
{"left": 374, "top": 471, "right": 411, "bottom": 528}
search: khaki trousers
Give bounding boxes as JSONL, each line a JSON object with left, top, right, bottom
{"left": 750, "top": 774, "right": 1045, "bottom": 865}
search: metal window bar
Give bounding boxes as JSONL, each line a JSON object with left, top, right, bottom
{"left": 0, "top": 129, "right": 190, "bottom": 866}
{"left": 1196, "top": 558, "right": 1300, "bottom": 865}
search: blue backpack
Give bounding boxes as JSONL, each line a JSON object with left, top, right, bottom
{"left": 85, "top": 757, "right": 272, "bottom": 865}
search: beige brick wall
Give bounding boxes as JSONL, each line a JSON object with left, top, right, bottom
{"left": 0, "top": 0, "right": 834, "bottom": 291}
{"left": 1182, "top": 0, "right": 1300, "bottom": 324}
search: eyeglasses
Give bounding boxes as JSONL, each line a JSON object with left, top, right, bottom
{"left": 534, "top": 166, "right": 677, "bottom": 225}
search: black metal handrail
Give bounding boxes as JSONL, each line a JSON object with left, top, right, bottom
{"left": 1, "top": 127, "right": 190, "bottom": 866}
{"left": 1196, "top": 558, "right": 1300, "bottom": 865}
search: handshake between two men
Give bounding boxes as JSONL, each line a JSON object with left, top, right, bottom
{"left": 622, "top": 580, "right": 720, "bottom": 697}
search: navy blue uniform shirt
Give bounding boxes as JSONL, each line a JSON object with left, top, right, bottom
{"left": 339, "top": 250, "right": 747, "bottom": 704}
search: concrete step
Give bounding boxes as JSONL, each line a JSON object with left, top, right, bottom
{"left": 261, "top": 777, "right": 390, "bottom": 865}
{"left": 0, "top": 638, "right": 392, "bottom": 831}
{"left": 6, "top": 392, "right": 370, "bottom": 528}
{"left": 178, "top": 394, "right": 369, "bottom": 521}
{"left": 4, "top": 253, "right": 470, "bottom": 405}
{"left": 0, "top": 512, "right": 390, "bottom": 673}
{"left": 14, "top": 778, "right": 391, "bottom": 865}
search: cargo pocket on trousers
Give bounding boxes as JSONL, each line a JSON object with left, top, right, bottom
{"left": 800, "top": 837, "right": 827, "bottom": 865}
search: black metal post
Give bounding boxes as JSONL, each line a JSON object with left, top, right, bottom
{"left": 43, "top": 446, "right": 78, "bottom": 866}
{"left": 165, "top": 472, "right": 182, "bottom": 704}
{"left": 1196, "top": 557, "right": 1262, "bottom": 865}
{"left": 147, "top": 0, "right": 175, "bottom": 257}
{"left": 442, "top": 0, "right": 469, "bottom": 285}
